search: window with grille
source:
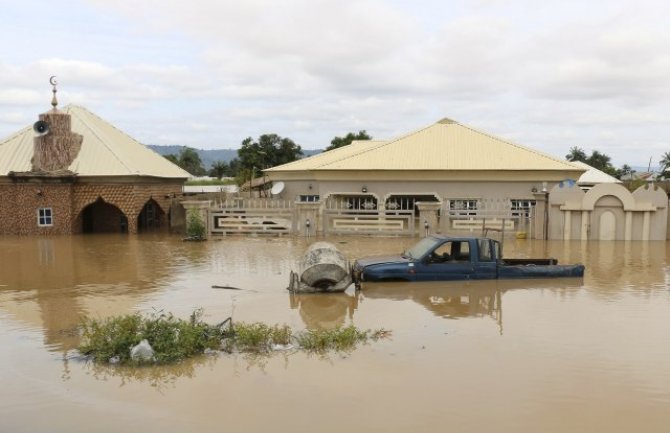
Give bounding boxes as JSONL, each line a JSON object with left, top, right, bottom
{"left": 510, "top": 199, "right": 536, "bottom": 218}
{"left": 37, "top": 208, "right": 53, "bottom": 227}
{"left": 449, "top": 199, "right": 479, "bottom": 216}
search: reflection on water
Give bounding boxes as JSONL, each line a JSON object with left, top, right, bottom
{"left": 289, "top": 292, "right": 358, "bottom": 329}
{"left": 1, "top": 234, "right": 670, "bottom": 433}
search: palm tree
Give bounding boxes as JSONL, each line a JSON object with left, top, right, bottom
{"left": 565, "top": 146, "right": 587, "bottom": 162}
{"left": 209, "top": 160, "right": 229, "bottom": 180}
{"left": 659, "top": 152, "right": 670, "bottom": 172}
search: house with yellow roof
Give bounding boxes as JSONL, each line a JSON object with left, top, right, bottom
{"left": 0, "top": 84, "right": 189, "bottom": 235}
{"left": 265, "top": 118, "right": 586, "bottom": 236}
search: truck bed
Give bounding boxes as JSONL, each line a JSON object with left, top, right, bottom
{"left": 501, "top": 258, "right": 558, "bottom": 266}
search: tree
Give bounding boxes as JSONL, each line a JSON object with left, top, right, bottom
{"left": 164, "top": 154, "right": 179, "bottom": 165}
{"left": 164, "top": 147, "right": 206, "bottom": 176}
{"left": 585, "top": 150, "right": 618, "bottom": 177}
{"left": 565, "top": 146, "right": 587, "bottom": 162}
{"left": 209, "top": 160, "right": 230, "bottom": 179}
{"left": 565, "top": 147, "right": 618, "bottom": 177}
{"left": 659, "top": 152, "right": 670, "bottom": 173}
{"left": 237, "top": 134, "right": 303, "bottom": 171}
{"left": 325, "top": 130, "right": 372, "bottom": 151}
{"left": 178, "top": 147, "right": 206, "bottom": 176}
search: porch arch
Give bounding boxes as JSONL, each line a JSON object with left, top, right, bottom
{"left": 137, "top": 198, "right": 167, "bottom": 231}
{"left": 76, "top": 197, "right": 129, "bottom": 234}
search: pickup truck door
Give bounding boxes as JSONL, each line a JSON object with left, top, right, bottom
{"left": 471, "top": 239, "right": 497, "bottom": 280}
{"left": 413, "top": 240, "right": 475, "bottom": 281}
{"left": 414, "top": 260, "right": 475, "bottom": 281}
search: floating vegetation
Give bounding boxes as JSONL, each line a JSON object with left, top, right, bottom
{"left": 295, "top": 325, "right": 388, "bottom": 353}
{"left": 78, "top": 310, "right": 390, "bottom": 365}
{"left": 79, "top": 310, "right": 228, "bottom": 365}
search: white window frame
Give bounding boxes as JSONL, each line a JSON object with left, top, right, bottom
{"left": 510, "top": 199, "right": 536, "bottom": 218}
{"left": 449, "top": 199, "right": 479, "bottom": 216}
{"left": 298, "top": 194, "right": 320, "bottom": 203}
{"left": 37, "top": 207, "right": 53, "bottom": 227}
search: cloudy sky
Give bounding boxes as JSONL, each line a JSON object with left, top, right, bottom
{"left": 1, "top": 0, "right": 668, "bottom": 167}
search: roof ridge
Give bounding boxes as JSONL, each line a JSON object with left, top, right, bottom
{"left": 310, "top": 140, "right": 389, "bottom": 169}
{"left": 0, "top": 125, "right": 32, "bottom": 147}
{"left": 66, "top": 105, "right": 136, "bottom": 174}
{"left": 266, "top": 139, "right": 387, "bottom": 172}
{"left": 456, "top": 121, "right": 576, "bottom": 168}
{"left": 314, "top": 122, "right": 440, "bottom": 170}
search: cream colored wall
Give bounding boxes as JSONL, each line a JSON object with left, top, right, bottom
{"left": 547, "top": 183, "right": 668, "bottom": 241}
{"left": 277, "top": 180, "right": 545, "bottom": 203}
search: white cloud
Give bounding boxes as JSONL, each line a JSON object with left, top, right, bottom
{"left": 0, "top": 0, "right": 668, "bottom": 166}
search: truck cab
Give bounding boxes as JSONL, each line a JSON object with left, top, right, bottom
{"left": 352, "top": 235, "right": 503, "bottom": 284}
{"left": 412, "top": 236, "right": 501, "bottom": 280}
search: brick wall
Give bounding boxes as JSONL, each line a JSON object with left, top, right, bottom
{"left": 0, "top": 180, "right": 183, "bottom": 235}
{"left": 0, "top": 183, "right": 74, "bottom": 235}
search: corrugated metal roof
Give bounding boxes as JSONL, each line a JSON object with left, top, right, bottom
{"left": 265, "top": 140, "right": 386, "bottom": 172}
{"left": 267, "top": 119, "right": 582, "bottom": 173}
{"left": 572, "top": 161, "right": 622, "bottom": 184}
{"left": 0, "top": 105, "right": 189, "bottom": 178}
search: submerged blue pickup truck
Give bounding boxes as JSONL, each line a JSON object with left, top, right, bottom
{"left": 351, "top": 235, "right": 584, "bottom": 288}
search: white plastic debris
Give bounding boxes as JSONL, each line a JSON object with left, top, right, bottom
{"left": 109, "top": 356, "right": 121, "bottom": 364}
{"left": 272, "top": 343, "right": 295, "bottom": 351}
{"left": 130, "top": 339, "right": 155, "bottom": 362}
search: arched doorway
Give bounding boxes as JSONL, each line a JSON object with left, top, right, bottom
{"left": 80, "top": 198, "right": 128, "bottom": 233}
{"left": 138, "top": 199, "right": 166, "bottom": 231}
{"left": 599, "top": 210, "right": 616, "bottom": 240}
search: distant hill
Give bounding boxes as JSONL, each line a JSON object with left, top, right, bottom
{"left": 148, "top": 145, "right": 321, "bottom": 169}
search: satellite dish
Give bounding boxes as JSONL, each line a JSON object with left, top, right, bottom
{"left": 271, "top": 181, "right": 285, "bottom": 195}
{"left": 33, "top": 120, "right": 50, "bottom": 136}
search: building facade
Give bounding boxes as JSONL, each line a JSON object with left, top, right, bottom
{"left": 0, "top": 91, "right": 188, "bottom": 235}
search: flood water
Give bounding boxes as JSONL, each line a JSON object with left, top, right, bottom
{"left": 0, "top": 234, "right": 669, "bottom": 433}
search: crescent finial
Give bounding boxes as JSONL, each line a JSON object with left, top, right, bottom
{"left": 50, "top": 76, "right": 58, "bottom": 109}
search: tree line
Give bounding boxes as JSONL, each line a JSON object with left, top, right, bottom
{"left": 566, "top": 147, "right": 670, "bottom": 180}
{"left": 164, "top": 130, "right": 371, "bottom": 183}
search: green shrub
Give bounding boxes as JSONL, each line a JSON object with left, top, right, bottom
{"left": 186, "top": 209, "right": 206, "bottom": 240}
{"left": 79, "top": 310, "right": 226, "bottom": 365}
{"left": 79, "top": 310, "right": 390, "bottom": 364}
{"left": 231, "top": 323, "right": 293, "bottom": 352}
{"left": 79, "top": 313, "right": 144, "bottom": 363}
{"left": 295, "top": 325, "right": 373, "bottom": 353}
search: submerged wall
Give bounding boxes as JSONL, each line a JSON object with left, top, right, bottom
{"left": 548, "top": 183, "right": 668, "bottom": 241}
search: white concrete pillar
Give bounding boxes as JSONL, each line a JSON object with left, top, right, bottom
{"left": 416, "top": 202, "right": 442, "bottom": 236}
{"left": 624, "top": 211, "right": 632, "bottom": 241}
{"left": 642, "top": 211, "right": 650, "bottom": 241}
{"left": 295, "top": 202, "right": 321, "bottom": 237}
{"left": 580, "top": 211, "right": 589, "bottom": 241}
{"left": 564, "top": 210, "right": 572, "bottom": 240}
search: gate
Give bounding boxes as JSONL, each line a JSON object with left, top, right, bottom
{"left": 210, "top": 198, "right": 294, "bottom": 235}
{"left": 323, "top": 197, "right": 415, "bottom": 235}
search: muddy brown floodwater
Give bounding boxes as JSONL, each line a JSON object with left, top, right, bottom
{"left": 0, "top": 234, "right": 669, "bottom": 433}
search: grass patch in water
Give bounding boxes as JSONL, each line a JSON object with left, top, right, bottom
{"left": 232, "top": 322, "right": 293, "bottom": 352}
{"left": 295, "top": 325, "right": 387, "bottom": 353}
{"left": 79, "top": 310, "right": 229, "bottom": 364}
{"left": 79, "top": 310, "right": 390, "bottom": 365}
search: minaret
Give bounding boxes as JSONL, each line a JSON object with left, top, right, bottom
{"left": 31, "top": 77, "right": 83, "bottom": 172}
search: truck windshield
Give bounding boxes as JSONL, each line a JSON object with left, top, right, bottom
{"left": 403, "top": 237, "right": 440, "bottom": 260}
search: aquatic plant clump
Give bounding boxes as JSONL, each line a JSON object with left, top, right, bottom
{"left": 79, "top": 311, "right": 391, "bottom": 365}
{"left": 231, "top": 322, "right": 293, "bottom": 352}
{"left": 295, "top": 325, "right": 388, "bottom": 353}
{"left": 185, "top": 209, "right": 206, "bottom": 240}
{"left": 79, "top": 310, "right": 229, "bottom": 364}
